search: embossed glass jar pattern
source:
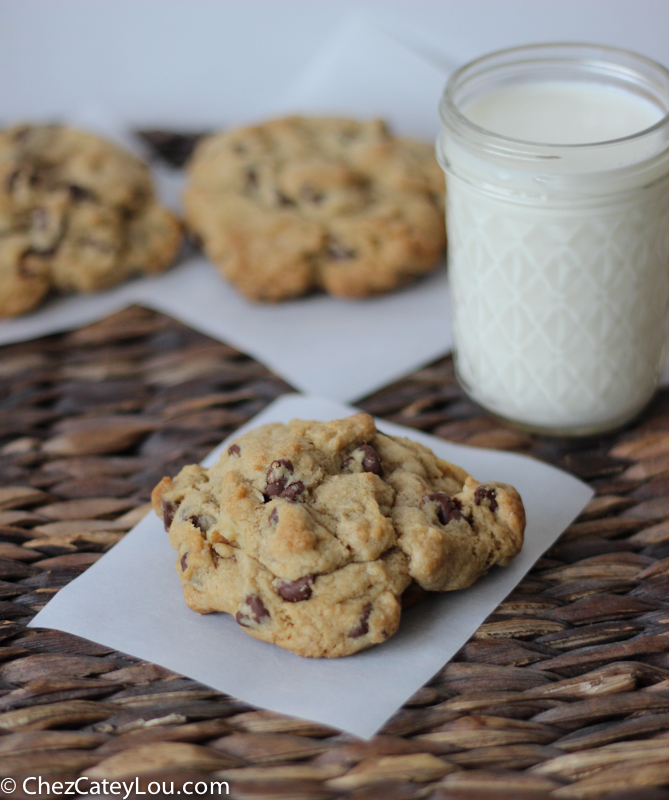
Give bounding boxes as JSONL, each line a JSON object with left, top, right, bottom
{"left": 438, "top": 45, "right": 669, "bottom": 435}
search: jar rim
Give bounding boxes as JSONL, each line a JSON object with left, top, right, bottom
{"left": 440, "top": 42, "right": 669, "bottom": 153}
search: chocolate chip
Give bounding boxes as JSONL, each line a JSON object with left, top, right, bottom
{"left": 426, "top": 492, "right": 462, "bottom": 524}
{"left": 247, "top": 594, "right": 270, "bottom": 622}
{"left": 349, "top": 603, "right": 372, "bottom": 639}
{"left": 189, "top": 514, "right": 214, "bottom": 533}
{"left": 277, "top": 575, "right": 314, "bottom": 602}
{"left": 264, "top": 483, "right": 283, "bottom": 500}
{"left": 132, "top": 186, "right": 150, "bottom": 206}
{"left": 228, "top": 444, "right": 240, "bottom": 457}
{"left": 180, "top": 554, "right": 188, "bottom": 571}
{"left": 162, "top": 500, "right": 178, "bottom": 532}
{"left": 265, "top": 480, "right": 305, "bottom": 501}
{"left": 281, "top": 480, "right": 305, "bottom": 500}
{"left": 236, "top": 594, "right": 270, "bottom": 627}
{"left": 300, "top": 184, "right": 324, "bottom": 204}
{"left": 68, "top": 184, "right": 93, "bottom": 202}
{"left": 360, "top": 444, "right": 383, "bottom": 477}
{"left": 264, "top": 459, "right": 296, "bottom": 501}
{"left": 475, "top": 486, "right": 498, "bottom": 512}
{"left": 246, "top": 167, "right": 258, "bottom": 188}
{"left": 268, "top": 459, "right": 294, "bottom": 478}
{"left": 269, "top": 507, "right": 279, "bottom": 526}
{"left": 276, "top": 191, "right": 296, "bottom": 207}
{"left": 326, "top": 236, "right": 356, "bottom": 260}
{"left": 341, "top": 445, "right": 383, "bottom": 476}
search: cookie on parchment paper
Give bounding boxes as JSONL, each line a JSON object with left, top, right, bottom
{"left": 0, "top": 124, "right": 182, "bottom": 317}
{"left": 183, "top": 116, "right": 446, "bottom": 302}
{"left": 152, "top": 413, "right": 525, "bottom": 658}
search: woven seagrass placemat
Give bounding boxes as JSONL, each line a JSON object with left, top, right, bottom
{"left": 0, "top": 304, "right": 669, "bottom": 800}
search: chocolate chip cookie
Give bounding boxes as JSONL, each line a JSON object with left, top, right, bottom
{"left": 0, "top": 124, "right": 182, "bottom": 316}
{"left": 152, "top": 414, "right": 525, "bottom": 658}
{"left": 183, "top": 116, "right": 446, "bottom": 301}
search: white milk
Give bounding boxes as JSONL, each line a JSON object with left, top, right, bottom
{"left": 439, "top": 48, "right": 669, "bottom": 434}
{"left": 463, "top": 81, "right": 662, "bottom": 144}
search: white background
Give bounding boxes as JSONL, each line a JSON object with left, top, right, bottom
{"left": 2, "top": 1, "right": 668, "bottom": 128}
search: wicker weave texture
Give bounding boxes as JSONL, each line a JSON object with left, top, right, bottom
{"left": 0, "top": 306, "right": 668, "bottom": 800}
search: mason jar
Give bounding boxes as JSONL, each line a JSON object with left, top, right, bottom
{"left": 437, "top": 44, "right": 669, "bottom": 435}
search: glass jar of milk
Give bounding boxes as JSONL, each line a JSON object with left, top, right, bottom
{"left": 438, "top": 44, "right": 669, "bottom": 435}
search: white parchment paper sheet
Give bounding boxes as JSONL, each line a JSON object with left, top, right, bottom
{"left": 30, "top": 394, "right": 593, "bottom": 739}
{"left": 0, "top": 17, "right": 454, "bottom": 403}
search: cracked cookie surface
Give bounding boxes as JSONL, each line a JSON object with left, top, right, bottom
{"left": 183, "top": 116, "right": 446, "bottom": 302}
{"left": 152, "top": 414, "right": 525, "bottom": 658}
{"left": 0, "top": 124, "right": 182, "bottom": 317}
